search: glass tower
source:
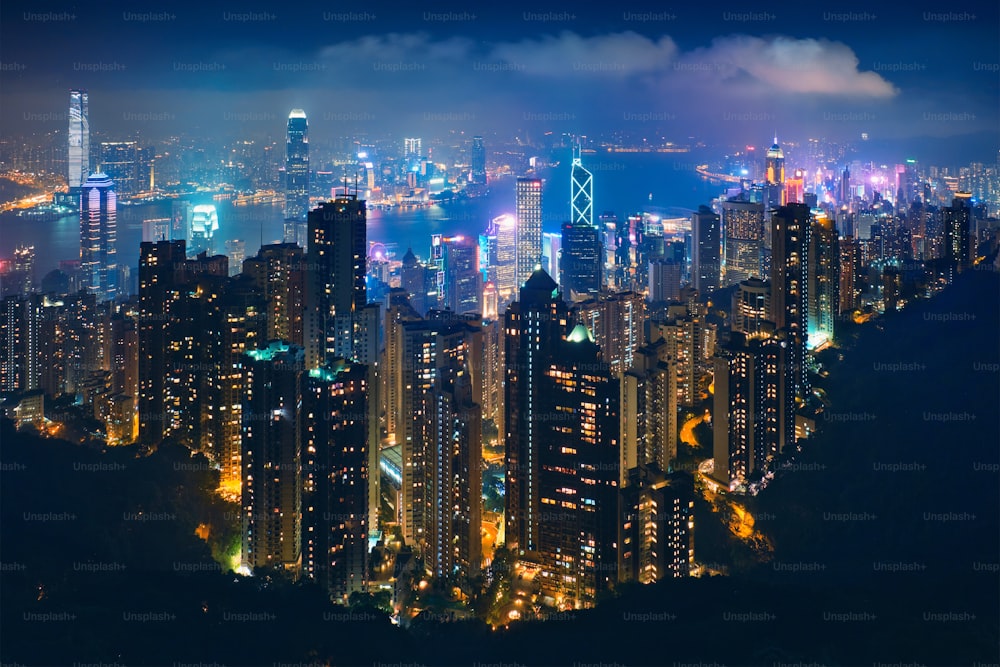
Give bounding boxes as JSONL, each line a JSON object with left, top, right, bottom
{"left": 68, "top": 90, "right": 90, "bottom": 188}
{"left": 285, "top": 109, "right": 310, "bottom": 222}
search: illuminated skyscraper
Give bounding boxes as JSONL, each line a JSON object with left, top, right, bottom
{"left": 303, "top": 359, "right": 370, "bottom": 603}
{"left": 691, "top": 205, "right": 720, "bottom": 294}
{"left": 188, "top": 204, "right": 219, "bottom": 258}
{"left": 486, "top": 214, "right": 518, "bottom": 303}
{"left": 712, "top": 329, "right": 795, "bottom": 490}
{"left": 943, "top": 193, "right": 973, "bottom": 277}
{"left": 572, "top": 290, "right": 645, "bottom": 377}
{"left": 764, "top": 138, "right": 786, "bottom": 211}
{"left": 571, "top": 145, "right": 593, "bottom": 227}
{"left": 619, "top": 467, "right": 693, "bottom": 584}
{"left": 731, "top": 278, "right": 771, "bottom": 336}
{"left": 306, "top": 196, "right": 367, "bottom": 367}
{"left": 807, "top": 212, "right": 839, "bottom": 350}
{"left": 442, "top": 236, "right": 480, "bottom": 314}
{"left": 770, "top": 203, "right": 811, "bottom": 398}
{"left": 68, "top": 90, "right": 89, "bottom": 189}
{"left": 515, "top": 178, "right": 543, "bottom": 288}
{"left": 243, "top": 243, "right": 306, "bottom": 346}
{"left": 241, "top": 341, "right": 304, "bottom": 578}
{"left": 471, "top": 136, "right": 486, "bottom": 185}
{"left": 721, "top": 198, "right": 764, "bottom": 285}
{"left": 620, "top": 338, "right": 676, "bottom": 481}
{"left": 404, "top": 137, "right": 422, "bottom": 158}
{"left": 560, "top": 221, "right": 602, "bottom": 301}
{"left": 79, "top": 173, "right": 118, "bottom": 302}
{"left": 839, "top": 237, "right": 859, "bottom": 314}
{"left": 285, "top": 109, "right": 310, "bottom": 222}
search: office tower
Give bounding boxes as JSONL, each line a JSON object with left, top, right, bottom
{"left": 620, "top": 338, "right": 676, "bottom": 482}
{"left": 764, "top": 137, "right": 785, "bottom": 210}
{"left": 691, "top": 205, "right": 720, "bottom": 294}
{"left": 505, "top": 270, "right": 620, "bottom": 608}
{"left": 839, "top": 166, "right": 852, "bottom": 208}
{"left": 188, "top": 204, "right": 219, "bottom": 258}
{"left": 442, "top": 236, "right": 480, "bottom": 314}
{"left": 838, "top": 237, "right": 859, "bottom": 313}
{"left": 943, "top": 193, "right": 973, "bottom": 276}
{"left": 770, "top": 203, "right": 811, "bottom": 398}
{"left": 515, "top": 178, "right": 543, "bottom": 288}
{"left": 560, "top": 221, "right": 602, "bottom": 301}
{"left": 486, "top": 214, "right": 518, "bottom": 305}
{"left": 572, "top": 291, "right": 645, "bottom": 377}
{"left": 306, "top": 196, "right": 367, "bottom": 367}
{"left": 285, "top": 109, "right": 310, "bottom": 222}
{"left": 243, "top": 243, "right": 306, "bottom": 346}
{"left": 0, "top": 296, "right": 41, "bottom": 394}
{"left": 571, "top": 145, "right": 593, "bottom": 226}
{"left": 171, "top": 200, "right": 191, "bottom": 243}
{"left": 721, "top": 198, "right": 765, "bottom": 285}
{"left": 648, "top": 259, "right": 681, "bottom": 303}
{"left": 142, "top": 218, "right": 171, "bottom": 243}
{"left": 471, "top": 136, "right": 486, "bottom": 185}
{"left": 618, "top": 467, "right": 694, "bottom": 584}
{"left": 807, "top": 212, "right": 838, "bottom": 350}
{"left": 404, "top": 137, "right": 422, "bottom": 159}
{"left": 785, "top": 169, "right": 805, "bottom": 204}
{"left": 241, "top": 341, "right": 304, "bottom": 577}
{"left": 732, "top": 278, "right": 771, "bottom": 336}
{"left": 712, "top": 329, "right": 795, "bottom": 490}
{"left": 542, "top": 232, "right": 562, "bottom": 282}
{"left": 79, "top": 173, "right": 118, "bottom": 302}
{"left": 303, "top": 359, "right": 369, "bottom": 603}
{"left": 99, "top": 141, "right": 139, "bottom": 199}
{"left": 225, "top": 240, "right": 246, "bottom": 278}
{"left": 68, "top": 90, "right": 89, "bottom": 188}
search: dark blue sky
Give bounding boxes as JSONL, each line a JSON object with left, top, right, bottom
{"left": 2, "top": 0, "right": 997, "bottom": 158}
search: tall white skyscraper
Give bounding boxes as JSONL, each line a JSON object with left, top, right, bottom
{"left": 68, "top": 90, "right": 90, "bottom": 188}
{"left": 515, "top": 178, "right": 543, "bottom": 288}
{"left": 284, "top": 109, "right": 309, "bottom": 222}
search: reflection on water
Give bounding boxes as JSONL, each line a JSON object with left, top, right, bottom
{"left": 0, "top": 152, "right": 719, "bottom": 284}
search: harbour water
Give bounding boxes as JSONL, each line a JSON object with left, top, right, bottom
{"left": 0, "top": 150, "right": 724, "bottom": 281}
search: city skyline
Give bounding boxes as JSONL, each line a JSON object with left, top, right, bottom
{"left": 0, "top": 2, "right": 997, "bottom": 665}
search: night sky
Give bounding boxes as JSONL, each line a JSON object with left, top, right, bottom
{"left": 1, "top": 0, "right": 998, "bottom": 155}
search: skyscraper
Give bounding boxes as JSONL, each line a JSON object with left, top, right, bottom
{"left": 943, "top": 193, "right": 973, "bottom": 276}
{"left": 559, "top": 221, "right": 602, "bottom": 301}
{"left": 721, "top": 198, "right": 765, "bottom": 286}
{"left": 648, "top": 259, "right": 682, "bottom": 303}
{"left": 712, "top": 329, "right": 795, "bottom": 490}
{"left": 571, "top": 145, "right": 593, "bottom": 227}
{"left": 306, "top": 196, "right": 367, "bottom": 367}
{"left": 485, "top": 214, "right": 518, "bottom": 305}
{"left": 770, "top": 203, "right": 811, "bottom": 398}
{"left": 691, "top": 205, "right": 720, "bottom": 294}
{"left": 243, "top": 243, "right": 306, "bottom": 346}
{"left": 188, "top": 204, "right": 219, "bottom": 258}
{"left": 68, "top": 90, "right": 89, "bottom": 189}
{"left": 303, "top": 359, "right": 370, "bottom": 603}
{"left": 807, "top": 212, "right": 839, "bottom": 350}
{"left": 285, "top": 109, "right": 310, "bottom": 222}
{"left": 241, "top": 341, "right": 304, "bottom": 577}
{"left": 505, "top": 269, "right": 621, "bottom": 608}
{"left": 471, "top": 136, "right": 486, "bottom": 185}
{"left": 442, "top": 236, "right": 480, "bottom": 314}
{"left": 839, "top": 236, "right": 859, "bottom": 314}
{"left": 515, "top": 178, "right": 543, "bottom": 288}
{"left": 731, "top": 278, "right": 771, "bottom": 337}
{"left": 79, "top": 173, "right": 118, "bottom": 302}
{"left": 764, "top": 137, "right": 786, "bottom": 211}
{"left": 620, "top": 338, "right": 676, "bottom": 479}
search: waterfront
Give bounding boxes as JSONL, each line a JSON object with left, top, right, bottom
{"left": 0, "top": 150, "right": 723, "bottom": 280}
